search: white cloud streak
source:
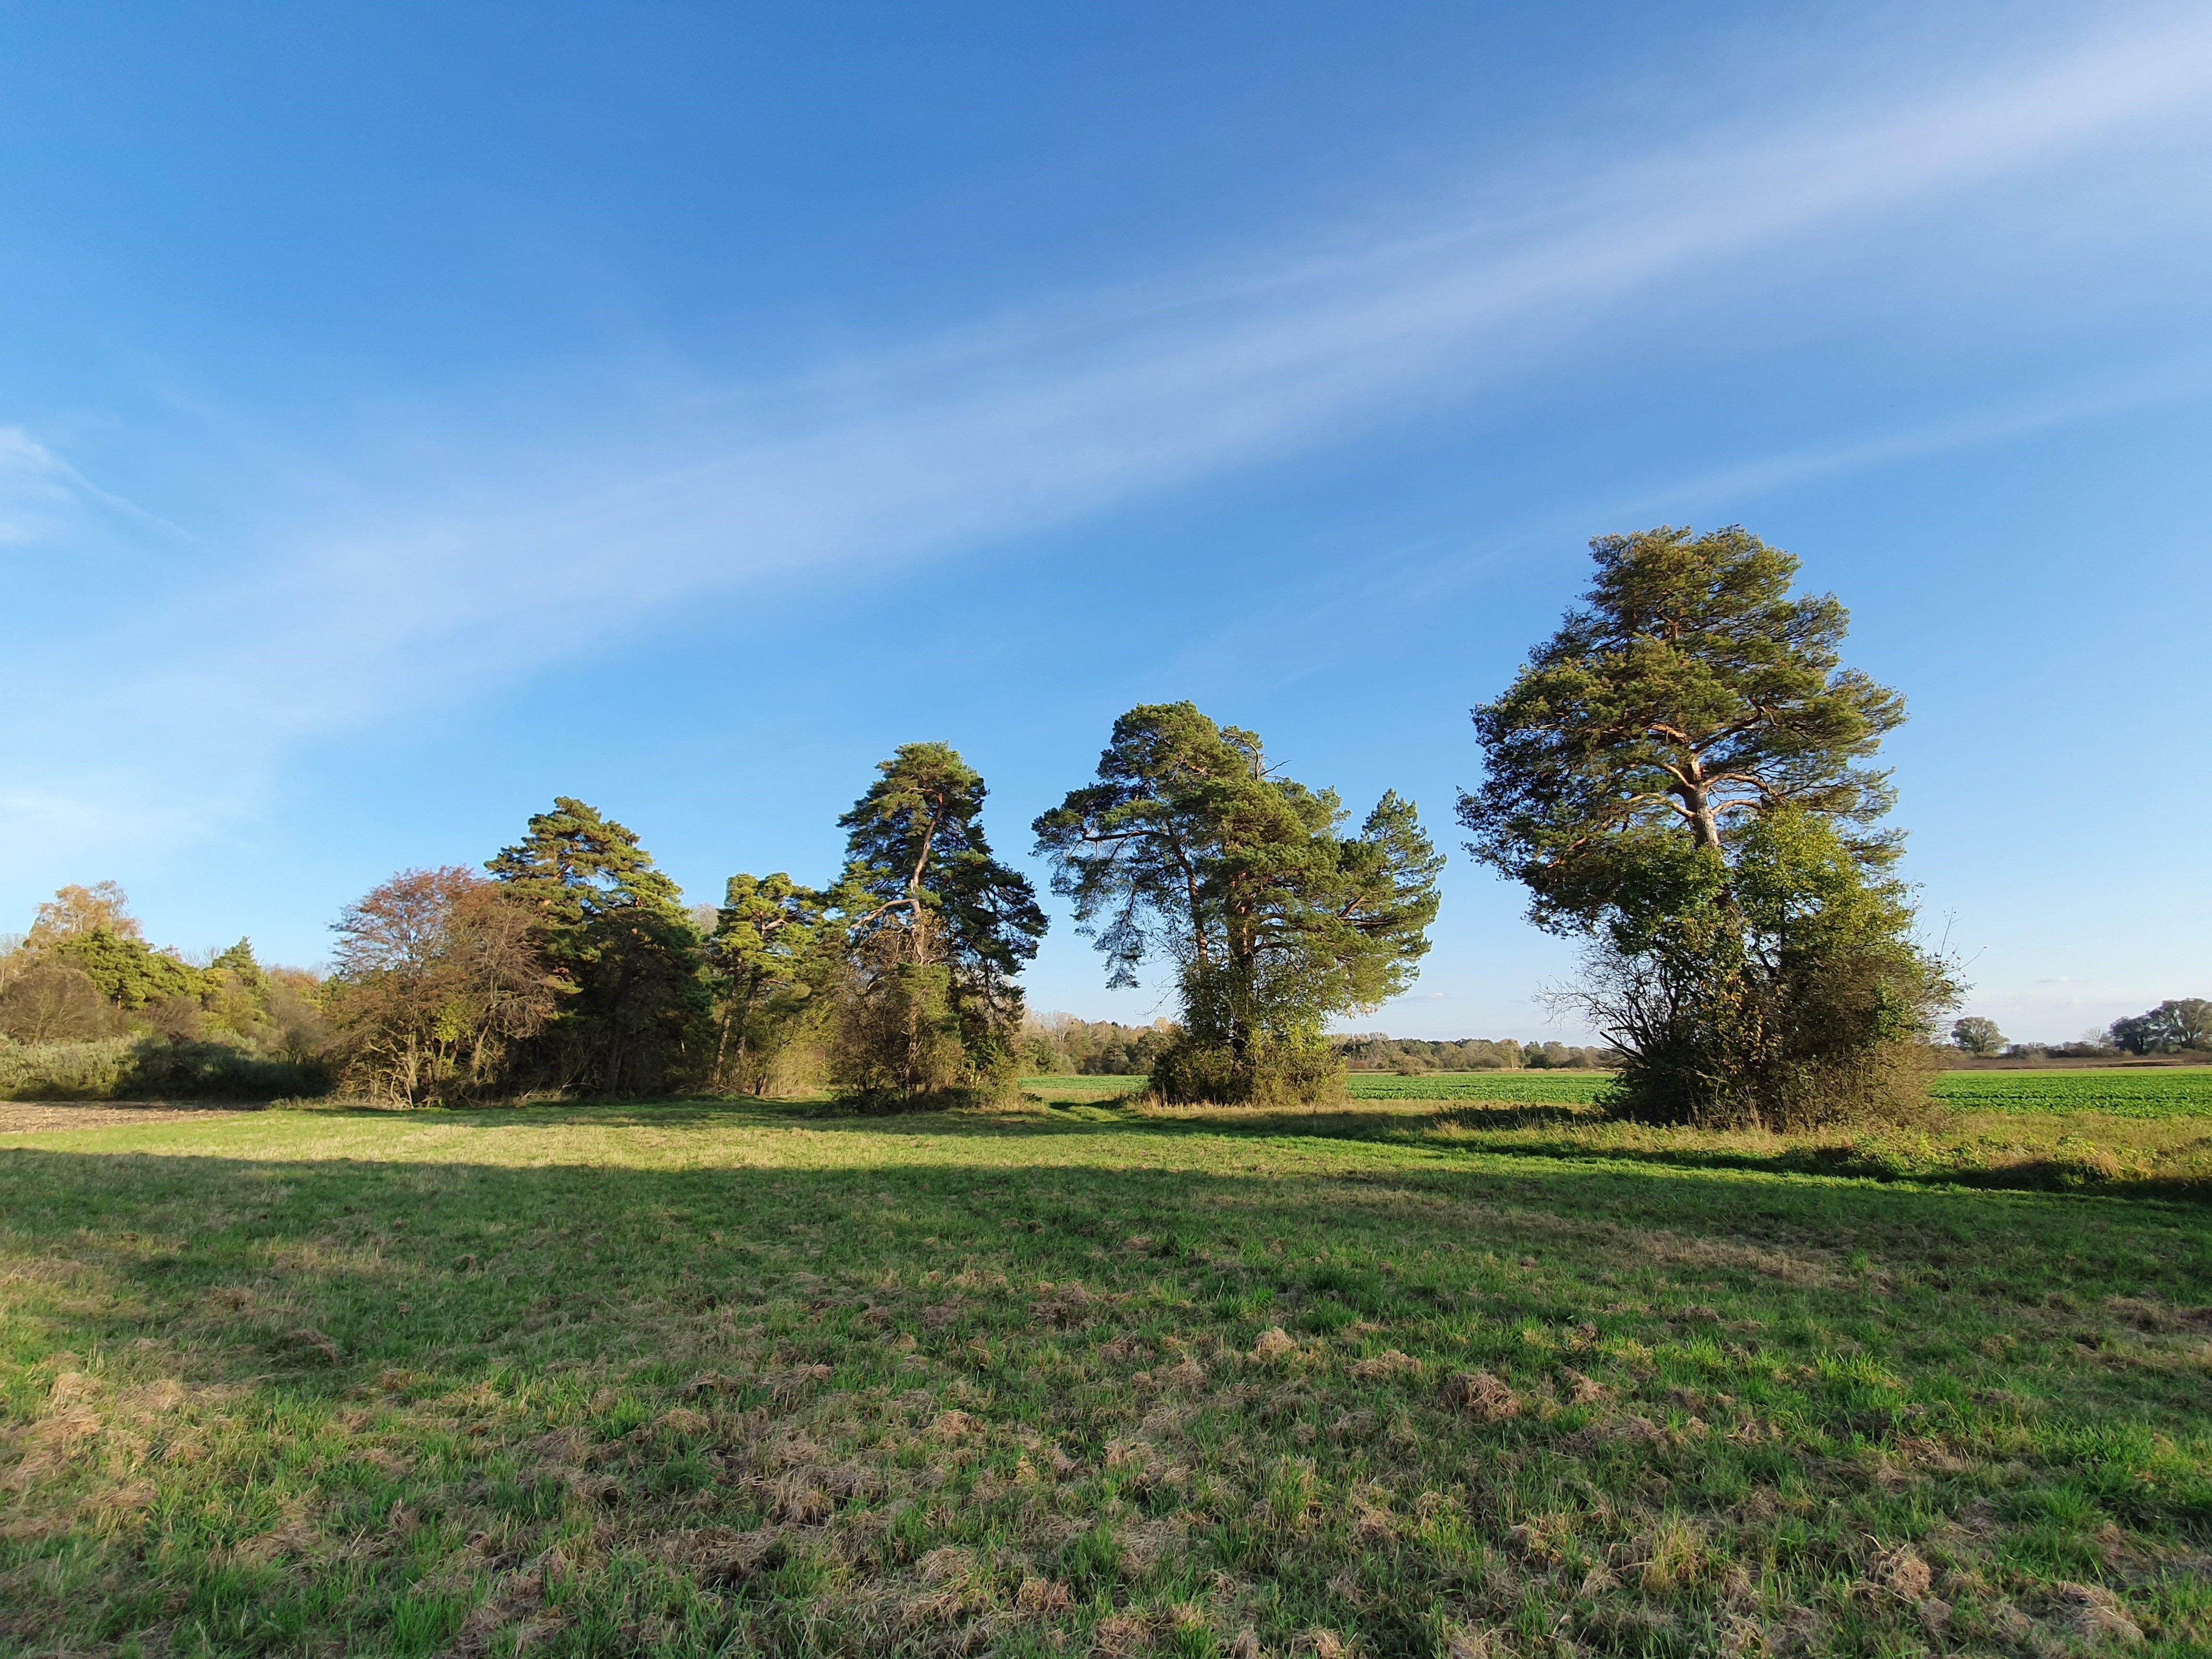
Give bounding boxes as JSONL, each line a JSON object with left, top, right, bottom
{"left": 8, "top": 7, "right": 2212, "bottom": 849}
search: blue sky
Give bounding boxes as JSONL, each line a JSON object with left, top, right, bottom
{"left": 3, "top": 2, "right": 2207, "bottom": 1044}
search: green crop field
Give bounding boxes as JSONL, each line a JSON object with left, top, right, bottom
{"left": 1346, "top": 1075, "right": 1613, "bottom": 1106}
{"left": 1034, "top": 1067, "right": 2212, "bottom": 1118}
{"left": 1927, "top": 1068, "right": 2212, "bottom": 1119}
{"left": 3, "top": 1097, "right": 2208, "bottom": 1658}
{"left": 1022, "top": 1075, "right": 1613, "bottom": 1106}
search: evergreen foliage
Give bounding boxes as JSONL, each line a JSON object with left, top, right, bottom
{"left": 1462, "top": 527, "right": 1956, "bottom": 1128}
{"left": 1035, "top": 702, "right": 1441, "bottom": 1103}
{"left": 831, "top": 744, "right": 1045, "bottom": 1104}
{"left": 706, "top": 873, "right": 833, "bottom": 1095}
{"left": 488, "top": 798, "right": 710, "bottom": 1095}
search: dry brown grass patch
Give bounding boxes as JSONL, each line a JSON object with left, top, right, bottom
{"left": 1871, "top": 1542, "right": 1932, "bottom": 1601}
{"left": 1348, "top": 1349, "right": 1419, "bottom": 1381}
{"left": 2053, "top": 1581, "right": 2144, "bottom": 1645}
{"left": 1442, "top": 1369, "right": 1520, "bottom": 1421}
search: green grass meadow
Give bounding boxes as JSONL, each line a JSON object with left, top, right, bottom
{"left": 3, "top": 1083, "right": 2209, "bottom": 1657}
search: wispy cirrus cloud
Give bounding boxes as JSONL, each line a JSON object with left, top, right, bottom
{"left": 8, "top": 6, "right": 2212, "bottom": 853}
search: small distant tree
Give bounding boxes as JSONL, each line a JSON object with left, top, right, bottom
{"left": 1463, "top": 527, "right": 1957, "bottom": 1128}
{"left": 1034, "top": 702, "right": 1441, "bottom": 1104}
{"left": 18, "top": 885, "right": 206, "bottom": 1016}
{"left": 832, "top": 744, "right": 1046, "bottom": 1103}
{"left": 2169, "top": 999, "right": 2212, "bottom": 1050}
{"left": 27, "top": 882, "right": 141, "bottom": 946}
{"left": 489, "top": 798, "right": 709, "bottom": 1095}
{"left": 1951, "top": 1016, "right": 2006, "bottom": 1056}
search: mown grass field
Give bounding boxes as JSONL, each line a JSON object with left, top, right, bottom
{"left": 3, "top": 1093, "right": 2208, "bottom": 1658}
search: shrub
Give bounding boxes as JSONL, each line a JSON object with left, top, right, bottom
{"left": 0, "top": 1037, "right": 137, "bottom": 1100}
{"left": 120, "top": 1039, "right": 329, "bottom": 1101}
{"left": 1151, "top": 1030, "right": 1345, "bottom": 1107}
{"left": 0, "top": 1035, "right": 328, "bottom": 1102}
{"left": 0, "top": 963, "right": 120, "bottom": 1044}
{"left": 1574, "top": 813, "right": 1957, "bottom": 1131}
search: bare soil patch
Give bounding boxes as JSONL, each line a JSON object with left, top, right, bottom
{"left": 0, "top": 1101, "right": 261, "bottom": 1134}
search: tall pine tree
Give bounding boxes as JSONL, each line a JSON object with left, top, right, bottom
{"left": 832, "top": 744, "right": 1045, "bottom": 1101}
{"left": 1035, "top": 702, "right": 1441, "bottom": 1103}
{"left": 489, "top": 798, "right": 707, "bottom": 1095}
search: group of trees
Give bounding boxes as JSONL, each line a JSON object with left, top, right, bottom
{"left": 1013, "top": 1020, "right": 1606, "bottom": 1077}
{"left": 333, "top": 720, "right": 1446, "bottom": 1108}
{"left": 1019, "top": 1014, "right": 1179, "bottom": 1076}
{"left": 14, "top": 524, "right": 2063, "bottom": 1127}
{"left": 1335, "top": 1034, "right": 1615, "bottom": 1072}
{"left": 0, "top": 882, "right": 329, "bottom": 1097}
{"left": 1948, "top": 998, "right": 2207, "bottom": 1062}
{"left": 2109, "top": 999, "right": 2211, "bottom": 1055}
{"left": 0, "top": 882, "right": 325, "bottom": 1056}
{"left": 327, "top": 744, "right": 1047, "bottom": 1107}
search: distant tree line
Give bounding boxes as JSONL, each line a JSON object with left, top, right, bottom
{"left": 1335, "top": 1034, "right": 1616, "bottom": 1072}
{"left": 1949, "top": 1000, "right": 2211, "bottom": 1061}
{"left": 2108, "top": 999, "right": 2211, "bottom": 1055}
{"left": 1011, "top": 1021, "right": 1614, "bottom": 1076}
{"left": 1019, "top": 1014, "right": 1179, "bottom": 1076}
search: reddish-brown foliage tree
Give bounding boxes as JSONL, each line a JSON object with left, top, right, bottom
{"left": 328, "top": 867, "right": 556, "bottom": 1104}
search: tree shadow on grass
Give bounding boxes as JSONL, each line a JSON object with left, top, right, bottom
{"left": 294, "top": 1090, "right": 2212, "bottom": 1204}
{"left": 554, "top": 1096, "right": 2212, "bottom": 1203}
{"left": 5, "top": 1130, "right": 2206, "bottom": 1372}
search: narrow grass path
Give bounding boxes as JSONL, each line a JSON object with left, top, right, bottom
{"left": 2, "top": 1101, "right": 2207, "bottom": 1657}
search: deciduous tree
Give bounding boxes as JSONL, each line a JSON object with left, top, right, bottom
{"left": 328, "top": 867, "right": 555, "bottom": 1104}
{"left": 1951, "top": 1016, "right": 2005, "bottom": 1056}
{"left": 2110, "top": 997, "right": 2211, "bottom": 1054}
{"left": 0, "top": 961, "right": 113, "bottom": 1043}
{"left": 27, "top": 881, "right": 141, "bottom": 946}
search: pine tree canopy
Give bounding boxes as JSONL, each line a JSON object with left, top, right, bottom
{"left": 1459, "top": 525, "right": 1905, "bottom": 933}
